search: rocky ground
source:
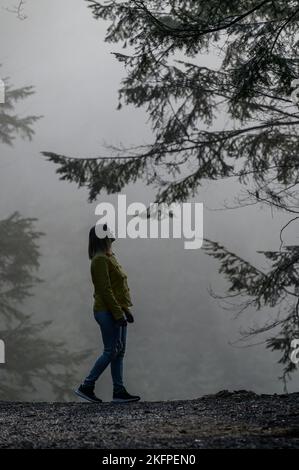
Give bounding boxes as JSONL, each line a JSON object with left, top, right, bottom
{"left": 0, "top": 390, "right": 298, "bottom": 449}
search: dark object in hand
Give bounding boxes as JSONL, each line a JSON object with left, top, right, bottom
{"left": 115, "top": 316, "right": 127, "bottom": 327}
{"left": 123, "top": 308, "right": 134, "bottom": 323}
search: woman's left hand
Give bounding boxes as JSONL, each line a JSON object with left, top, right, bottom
{"left": 123, "top": 308, "right": 134, "bottom": 323}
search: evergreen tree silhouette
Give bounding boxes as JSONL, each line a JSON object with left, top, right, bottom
{"left": 0, "top": 72, "right": 89, "bottom": 400}
{"left": 42, "top": 2, "right": 299, "bottom": 381}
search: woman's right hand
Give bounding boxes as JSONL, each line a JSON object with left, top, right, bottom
{"left": 115, "top": 316, "right": 127, "bottom": 327}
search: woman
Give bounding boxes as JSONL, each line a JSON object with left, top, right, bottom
{"left": 75, "top": 225, "right": 140, "bottom": 403}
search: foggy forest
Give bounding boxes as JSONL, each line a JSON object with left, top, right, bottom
{"left": 1, "top": 0, "right": 299, "bottom": 405}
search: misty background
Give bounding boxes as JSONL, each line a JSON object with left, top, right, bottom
{"left": 0, "top": 0, "right": 298, "bottom": 401}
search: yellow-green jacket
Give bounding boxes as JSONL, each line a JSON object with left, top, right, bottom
{"left": 90, "top": 251, "right": 133, "bottom": 320}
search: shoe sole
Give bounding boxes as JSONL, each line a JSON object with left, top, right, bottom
{"left": 112, "top": 397, "right": 141, "bottom": 403}
{"left": 74, "top": 389, "right": 102, "bottom": 404}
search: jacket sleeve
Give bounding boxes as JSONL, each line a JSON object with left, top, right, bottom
{"left": 92, "top": 256, "right": 124, "bottom": 321}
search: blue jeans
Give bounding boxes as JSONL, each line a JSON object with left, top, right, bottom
{"left": 83, "top": 311, "right": 127, "bottom": 391}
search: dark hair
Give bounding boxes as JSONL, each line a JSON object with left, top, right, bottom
{"left": 88, "top": 224, "right": 115, "bottom": 260}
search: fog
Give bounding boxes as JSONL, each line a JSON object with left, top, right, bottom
{"left": 1, "top": 0, "right": 298, "bottom": 401}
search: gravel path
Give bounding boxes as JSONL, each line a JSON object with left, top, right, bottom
{"left": 0, "top": 390, "right": 298, "bottom": 449}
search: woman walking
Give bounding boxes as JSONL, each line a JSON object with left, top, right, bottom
{"left": 75, "top": 225, "right": 140, "bottom": 403}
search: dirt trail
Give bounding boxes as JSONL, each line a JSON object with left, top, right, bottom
{"left": 0, "top": 390, "right": 298, "bottom": 448}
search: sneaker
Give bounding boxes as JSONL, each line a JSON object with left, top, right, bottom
{"left": 113, "top": 387, "right": 141, "bottom": 403}
{"left": 74, "top": 384, "right": 103, "bottom": 403}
